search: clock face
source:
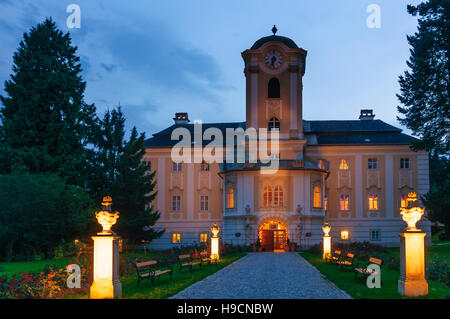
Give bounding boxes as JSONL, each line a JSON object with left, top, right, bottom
{"left": 265, "top": 50, "right": 283, "bottom": 69}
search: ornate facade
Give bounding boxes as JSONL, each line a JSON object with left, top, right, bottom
{"left": 144, "top": 29, "right": 431, "bottom": 250}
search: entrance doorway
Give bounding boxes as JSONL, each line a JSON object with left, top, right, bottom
{"left": 258, "top": 218, "right": 288, "bottom": 252}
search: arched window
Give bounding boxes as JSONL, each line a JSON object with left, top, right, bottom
{"left": 313, "top": 186, "right": 321, "bottom": 208}
{"left": 273, "top": 185, "right": 283, "bottom": 207}
{"left": 263, "top": 185, "right": 273, "bottom": 207}
{"left": 369, "top": 194, "right": 379, "bottom": 210}
{"left": 268, "top": 117, "right": 280, "bottom": 131}
{"left": 268, "top": 78, "right": 280, "bottom": 98}
{"left": 226, "top": 187, "right": 234, "bottom": 209}
{"left": 340, "top": 194, "right": 350, "bottom": 211}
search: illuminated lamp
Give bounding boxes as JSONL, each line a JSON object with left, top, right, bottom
{"left": 398, "top": 192, "right": 428, "bottom": 297}
{"left": 322, "top": 222, "right": 331, "bottom": 260}
{"left": 210, "top": 224, "right": 220, "bottom": 261}
{"left": 90, "top": 196, "right": 122, "bottom": 299}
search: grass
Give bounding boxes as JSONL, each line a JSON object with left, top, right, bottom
{"left": 0, "top": 257, "right": 72, "bottom": 279}
{"left": 300, "top": 243, "right": 450, "bottom": 299}
{"left": 66, "top": 252, "right": 245, "bottom": 299}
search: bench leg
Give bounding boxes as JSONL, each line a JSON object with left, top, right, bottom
{"left": 137, "top": 277, "right": 141, "bottom": 287}
{"left": 169, "top": 271, "right": 173, "bottom": 280}
{"left": 151, "top": 276, "right": 155, "bottom": 286}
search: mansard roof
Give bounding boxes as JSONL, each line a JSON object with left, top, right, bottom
{"left": 144, "top": 120, "right": 418, "bottom": 148}
{"left": 250, "top": 35, "right": 299, "bottom": 50}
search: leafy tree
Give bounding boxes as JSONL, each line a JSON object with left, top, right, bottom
{"left": 397, "top": 0, "right": 450, "bottom": 237}
{"left": 397, "top": 0, "right": 449, "bottom": 156}
{"left": 0, "top": 172, "right": 93, "bottom": 261}
{"left": 0, "top": 18, "right": 96, "bottom": 185}
{"left": 88, "top": 107, "right": 163, "bottom": 246}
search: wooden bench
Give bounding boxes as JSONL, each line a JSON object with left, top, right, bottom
{"left": 354, "top": 257, "right": 383, "bottom": 280}
{"left": 326, "top": 250, "right": 342, "bottom": 264}
{"left": 178, "top": 254, "right": 202, "bottom": 272}
{"left": 336, "top": 252, "right": 356, "bottom": 270}
{"left": 199, "top": 250, "right": 214, "bottom": 265}
{"left": 132, "top": 260, "right": 173, "bottom": 287}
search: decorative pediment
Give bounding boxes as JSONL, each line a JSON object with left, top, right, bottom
{"left": 366, "top": 170, "right": 380, "bottom": 189}
{"left": 338, "top": 170, "right": 352, "bottom": 189}
{"left": 399, "top": 169, "right": 413, "bottom": 188}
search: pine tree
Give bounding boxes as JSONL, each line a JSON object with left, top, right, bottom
{"left": 0, "top": 18, "right": 96, "bottom": 185}
{"left": 88, "top": 107, "right": 163, "bottom": 245}
{"left": 397, "top": 0, "right": 449, "bottom": 156}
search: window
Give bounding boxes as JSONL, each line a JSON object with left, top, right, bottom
{"left": 263, "top": 185, "right": 273, "bottom": 207}
{"left": 273, "top": 185, "right": 283, "bottom": 207}
{"left": 339, "top": 159, "right": 349, "bottom": 170}
{"left": 368, "top": 158, "right": 378, "bottom": 170}
{"left": 172, "top": 162, "right": 182, "bottom": 172}
{"left": 226, "top": 187, "right": 234, "bottom": 209}
{"left": 268, "top": 117, "right": 280, "bottom": 131}
{"left": 324, "top": 195, "right": 328, "bottom": 211}
{"left": 200, "top": 195, "right": 209, "bottom": 211}
{"left": 340, "top": 194, "right": 349, "bottom": 211}
{"left": 368, "top": 194, "right": 379, "bottom": 211}
{"left": 172, "top": 195, "right": 181, "bottom": 211}
{"left": 200, "top": 162, "right": 209, "bottom": 171}
{"left": 370, "top": 230, "right": 381, "bottom": 241}
{"left": 340, "top": 230, "right": 349, "bottom": 241}
{"left": 313, "top": 186, "right": 322, "bottom": 208}
{"left": 172, "top": 233, "right": 181, "bottom": 243}
{"left": 318, "top": 159, "right": 327, "bottom": 170}
{"left": 400, "top": 158, "right": 410, "bottom": 169}
{"left": 268, "top": 77, "right": 280, "bottom": 98}
{"left": 401, "top": 194, "right": 408, "bottom": 208}
{"left": 200, "top": 233, "right": 208, "bottom": 243}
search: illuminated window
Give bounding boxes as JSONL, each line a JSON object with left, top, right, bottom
{"left": 172, "top": 162, "right": 182, "bottom": 172}
{"left": 318, "top": 159, "right": 327, "bottom": 170}
{"left": 263, "top": 185, "right": 273, "bottom": 207}
{"left": 268, "top": 117, "right": 280, "bottom": 131}
{"left": 339, "top": 159, "right": 349, "bottom": 170}
{"left": 370, "top": 230, "right": 381, "bottom": 241}
{"left": 172, "top": 195, "right": 181, "bottom": 211}
{"left": 273, "top": 185, "right": 283, "bottom": 207}
{"left": 200, "top": 195, "right": 209, "bottom": 211}
{"left": 268, "top": 77, "right": 280, "bottom": 98}
{"left": 369, "top": 194, "right": 379, "bottom": 210}
{"left": 200, "top": 233, "right": 208, "bottom": 243}
{"left": 368, "top": 158, "right": 378, "bottom": 169}
{"left": 401, "top": 194, "right": 408, "bottom": 208}
{"left": 400, "top": 158, "right": 410, "bottom": 169}
{"left": 172, "top": 233, "right": 181, "bottom": 243}
{"left": 340, "top": 194, "right": 349, "bottom": 211}
{"left": 340, "top": 230, "right": 349, "bottom": 241}
{"left": 313, "top": 186, "right": 321, "bottom": 208}
{"left": 200, "top": 162, "right": 209, "bottom": 171}
{"left": 324, "top": 195, "right": 328, "bottom": 211}
{"left": 226, "top": 187, "right": 234, "bottom": 209}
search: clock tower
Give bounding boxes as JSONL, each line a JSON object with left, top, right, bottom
{"left": 242, "top": 26, "right": 307, "bottom": 141}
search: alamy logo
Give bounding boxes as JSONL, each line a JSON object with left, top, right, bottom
{"left": 366, "top": 4, "right": 381, "bottom": 29}
{"left": 366, "top": 264, "right": 381, "bottom": 288}
{"left": 66, "top": 4, "right": 81, "bottom": 29}
{"left": 66, "top": 264, "right": 81, "bottom": 288}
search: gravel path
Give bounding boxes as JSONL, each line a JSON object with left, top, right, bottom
{"left": 171, "top": 252, "right": 352, "bottom": 299}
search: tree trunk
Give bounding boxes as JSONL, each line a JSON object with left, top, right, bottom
{"left": 6, "top": 240, "right": 14, "bottom": 262}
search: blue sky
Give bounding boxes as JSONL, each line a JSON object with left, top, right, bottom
{"left": 0, "top": 0, "right": 422, "bottom": 137}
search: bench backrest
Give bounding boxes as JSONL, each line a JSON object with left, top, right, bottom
{"left": 200, "top": 251, "right": 208, "bottom": 257}
{"left": 135, "top": 260, "right": 157, "bottom": 269}
{"left": 347, "top": 253, "right": 355, "bottom": 259}
{"left": 369, "top": 257, "right": 382, "bottom": 265}
{"left": 178, "top": 254, "right": 191, "bottom": 260}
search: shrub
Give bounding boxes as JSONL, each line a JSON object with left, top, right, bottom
{"left": 427, "top": 258, "right": 450, "bottom": 286}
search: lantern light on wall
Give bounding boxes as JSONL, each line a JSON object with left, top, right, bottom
{"left": 210, "top": 224, "right": 220, "bottom": 261}
{"left": 398, "top": 192, "right": 428, "bottom": 297}
{"left": 322, "top": 222, "right": 331, "bottom": 260}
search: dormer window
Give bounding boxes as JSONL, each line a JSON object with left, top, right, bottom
{"left": 268, "top": 78, "right": 280, "bottom": 98}
{"left": 268, "top": 117, "right": 280, "bottom": 131}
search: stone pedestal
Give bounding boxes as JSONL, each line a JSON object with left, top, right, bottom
{"left": 323, "top": 235, "right": 331, "bottom": 260}
{"left": 211, "top": 236, "right": 219, "bottom": 261}
{"left": 398, "top": 231, "right": 428, "bottom": 297}
{"left": 90, "top": 235, "right": 122, "bottom": 299}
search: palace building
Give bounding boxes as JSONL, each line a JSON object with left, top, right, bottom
{"left": 144, "top": 28, "right": 431, "bottom": 251}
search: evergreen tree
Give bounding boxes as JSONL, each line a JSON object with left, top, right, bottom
{"left": 397, "top": 0, "right": 450, "bottom": 238}
{"left": 397, "top": 0, "right": 449, "bottom": 156}
{"left": 0, "top": 18, "right": 96, "bottom": 185}
{"left": 88, "top": 107, "right": 163, "bottom": 245}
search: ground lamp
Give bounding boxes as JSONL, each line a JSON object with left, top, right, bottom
{"left": 398, "top": 192, "right": 428, "bottom": 297}
{"left": 90, "top": 196, "right": 122, "bottom": 299}
{"left": 322, "top": 222, "right": 331, "bottom": 260}
{"left": 210, "top": 223, "right": 220, "bottom": 261}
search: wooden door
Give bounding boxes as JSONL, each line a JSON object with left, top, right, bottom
{"left": 261, "top": 230, "right": 274, "bottom": 251}
{"left": 273, "top": 230, "right": 286, "bottom": 250}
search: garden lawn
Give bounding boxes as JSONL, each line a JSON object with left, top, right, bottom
{"left": 300, "top": 244, "right": 450, "bottom": 299}
{"left": 68, "top": 252, "right": 245, "bottom": 299}
{"left": 0, "top": 257, "right": 71, "bottom": 279}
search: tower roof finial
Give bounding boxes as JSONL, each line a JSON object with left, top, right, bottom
{"left": 272, "top": 25, "right": 277, "bottom": 35}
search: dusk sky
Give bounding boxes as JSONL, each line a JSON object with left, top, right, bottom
{"left": 0, "top": 0, "right": 422, "bottom": 137}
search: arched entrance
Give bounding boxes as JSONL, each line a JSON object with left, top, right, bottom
{"left": 258, "top": 217, "right": 288, "bottom": 252}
